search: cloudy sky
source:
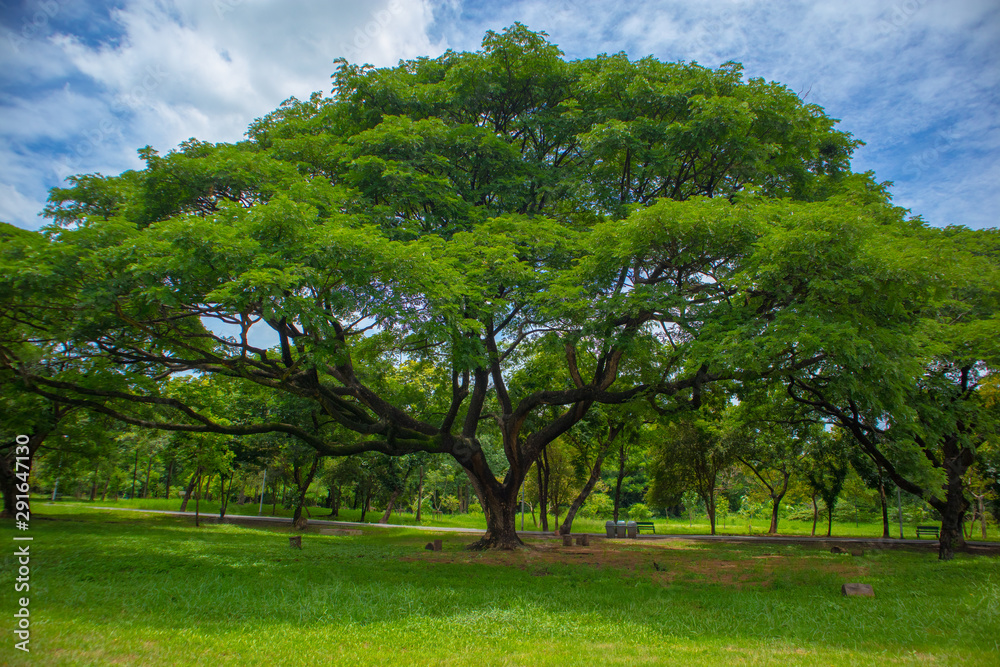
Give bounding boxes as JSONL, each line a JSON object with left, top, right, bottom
{"left": 1, "top": 0, "right": 997, "bottom": 231}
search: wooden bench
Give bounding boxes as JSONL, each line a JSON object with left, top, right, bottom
{"left": 635, "top": 521, "right": 655, "bottom": 534}
{"left": 916, "top": 525, "right": 939, "bottom": 539}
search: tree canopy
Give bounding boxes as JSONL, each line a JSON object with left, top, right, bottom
{"left": 1, "top": 24, "right": 996, "bottom": 553}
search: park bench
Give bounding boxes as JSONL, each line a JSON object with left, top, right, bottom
{"left": 635, "top": 521, "right": 655, "bottom": 534}
{"left": 916, "top": 525, "right": 939, "bottom": 539}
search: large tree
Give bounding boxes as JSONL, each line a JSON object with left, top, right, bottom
{"left": 2, "top": 26, "right": 921, "bottom": 549}
{"left": 785, "top": 225, "right": 1000, "bottom": 559}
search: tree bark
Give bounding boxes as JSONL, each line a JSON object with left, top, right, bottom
{"left": 292, "top": 454, "right": 320, "bottom": 528}
{"left": 768, "top": 490, "right": 785, "bottom": 535}
{"left": 380, "top": 487, "right": 403, "bottom": 524}
{"left": 703, "top": 491, "right": 717, "bottom": 535}
{"left": 141, "top": 454, "right": 152, "bottom": 498}
{"left": 415, "top": 466, "right": 424, "bottom": 522}
{"left": 1, "top": 429, "right": 53, "bottom": 517}
{"left": 536, "top": 454, "right": 549, "bottom": 533}
{"left": 130, "top": 448, "right": 139, "bottom": 499}
{"left": 195, "top": 473, "right": 203, "bottom": 527}
{"left": 219, "top": 469, "right": 235, "bottom": 519}
{"left": 559, "top": 428, "right": 617, "bottom": 535}
{"left": 466, "top": 476, "right": 524, "bottom": 550}
{"left": 811, "top": 491, "right": 818, "bottom": 537}
{"left": 879, "top": 479, "right": 890, "bottom": 539}
{"left": 89, "top": 463, "right": 99, "bottom": 501}
{"left": 179, "top": 466, "right": 204, "bottom": 512}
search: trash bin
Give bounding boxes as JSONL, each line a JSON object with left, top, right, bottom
{"left": 616, "top": 520, "right": 626, "bottom": 538}
{"left": 626, "top": 521, "right": 637, "bottom": 539}
{"left": 605, "top": 520, "right": 616, "bottom": 538}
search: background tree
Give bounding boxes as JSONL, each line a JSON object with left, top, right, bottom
{"left": 801, "top": 430, "right": 850, "bottom": 537}
{"left": 647, "top": 414, "right": 734, "bottom": 534}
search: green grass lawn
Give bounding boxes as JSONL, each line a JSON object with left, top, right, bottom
{"left": 1, "top": 504, "right": 998, "bottom": 665}
{"left": 54, "top": 496, "right": 1000, "bottom": 542}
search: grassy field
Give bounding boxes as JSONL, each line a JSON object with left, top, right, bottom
{"left": 53, "top": 496, "right": 1000, "bottom": 542}
{"left": 1, "top": 504, "right": 998, "bottom": 665}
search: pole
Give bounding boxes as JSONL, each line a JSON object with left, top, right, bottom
{"left": 258, "top": 468, "right": 267, "bottom": 516}
{"left": 130, "top": 448, "right": 139, "bottom": 499}
{"left": 520, "top": 482, "right": 524, "bottom": 531}
{"left": 51, "top": 453, "right": 64, "bottom": 501}
{"left": 897, "top": 486, "right": 904, "bottom": 539}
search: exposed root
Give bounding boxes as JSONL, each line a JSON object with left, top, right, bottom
{"left": 466, "top": 532, "right": 525, "bottom": 551}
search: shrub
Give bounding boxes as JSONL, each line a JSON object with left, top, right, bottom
{"left": 627, "top": 503, "right": 652, "bottom": 521}
{"left": 581, "top": 492, "right": 614, "bottom": 518}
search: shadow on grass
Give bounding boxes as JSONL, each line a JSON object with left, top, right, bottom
{"left": 1, "top": 509, "right": 997, "bottom": 662}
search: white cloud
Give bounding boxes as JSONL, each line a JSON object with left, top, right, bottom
{"left": 0, "top": 0, "right": 441, "bottom": 228}
{"left": 0, "top": 183, "right": 46, "bottom": 228}
{"left": 1, "top": 0, "right": 997, "bottom": 229}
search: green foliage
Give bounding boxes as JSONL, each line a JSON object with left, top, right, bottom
{"left": 625, "top": 502, "right": 652, "bottom": 521}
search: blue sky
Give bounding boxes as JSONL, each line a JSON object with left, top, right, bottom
{"left": 1, "top": 0, "right": 998, "bottom": 230}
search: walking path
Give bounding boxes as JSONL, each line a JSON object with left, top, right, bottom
{"left": 73, "top": 505, "right": 1000, "bottom": 554}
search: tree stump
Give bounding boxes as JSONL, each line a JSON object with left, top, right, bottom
{"left": 851, "top": 548, "right": 864, "bottom": 557}
{"left": 289, "top": 535, "right": 302, "bottom": 549}
{"left": 562, "top": 535, "right": 573, "bottom": 547}
{"left": 575, "top": 535, "right": 590, "bottom": 546}
{"left": 830, "top": 546, "right": 847, "bottom": 554}
{"left": 841, "top": 583, "right": 874, "bottom": 597}
{"left": 433, "top": 539, "right": 442, "bottom": 551}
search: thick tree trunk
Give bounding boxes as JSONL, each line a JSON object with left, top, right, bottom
{"left": 466, "top": 481, "right": 523, "bottom": 550}
{"left": 826, "top": 503, "right": 834, "bottom": 537}
{"left": 934, "top": 455, "right": 971, "bottom": 560}
{"left": 179, "top": 466, "right": 204, "bottom": 512}
{"left": 100, "top": 476, "right": 110, "bottom": 502}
